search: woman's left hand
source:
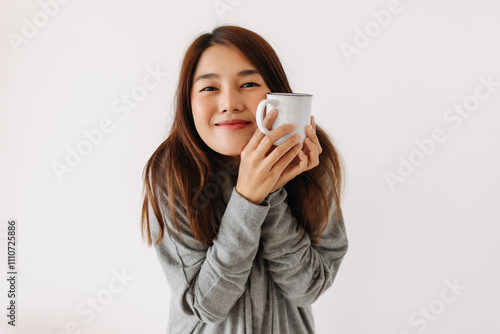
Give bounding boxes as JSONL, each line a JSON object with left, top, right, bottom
{"left": 302, "top": 115, "right": 322, "bottom": 171}
{"left": 268, "top": 116, "right": 322, "bottom": 193}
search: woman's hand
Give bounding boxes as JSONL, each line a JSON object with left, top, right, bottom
{"left": 268, "top": 116, "right": 322, "bottom": 193}
{"left": 235, "top": 109, "right": 306, "bottom": 205}
{"left": 302, "top": 116, "right": 323, "bottom": 171}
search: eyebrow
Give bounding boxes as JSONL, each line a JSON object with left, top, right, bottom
{"left": 193, "top": 69, "right": 260, "bottom": 83}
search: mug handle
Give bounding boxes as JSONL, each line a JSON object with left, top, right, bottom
{"left": 256, "top": 99, "right": 277, "bottom": 135}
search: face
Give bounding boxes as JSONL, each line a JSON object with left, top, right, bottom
{"left": 190, "top": 44, "right": 271, "bottom": 158}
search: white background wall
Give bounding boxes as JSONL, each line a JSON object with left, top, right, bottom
{"left": 1, "top": 0, "right": 499, "bottom": 333}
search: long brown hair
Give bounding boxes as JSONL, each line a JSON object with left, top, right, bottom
{"left": 141, "top": 25, "right": 346, "bottom": 247}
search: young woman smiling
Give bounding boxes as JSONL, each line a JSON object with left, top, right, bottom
{"left": 141, "top": 25, "right": 348, "bottom": 334}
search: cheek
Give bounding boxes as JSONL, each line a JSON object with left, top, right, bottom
{"left": 191, "top": 100, "right": 212, "bottom": 128}
{"left": 248, "top": 95, "right": 267, "bottom": 118}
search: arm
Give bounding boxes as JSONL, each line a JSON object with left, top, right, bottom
{"left": 148, "top": 187, "right": 280, "bottom": 323}
{"left": 259, "top": 186, "right": 349, "bottom": 307}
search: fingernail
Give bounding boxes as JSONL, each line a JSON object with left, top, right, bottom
{"left": 269, "top": 109, "right": 277, "bottom": 116}
{"left": 289, "top": 122, "right": 296, "bottom": 129}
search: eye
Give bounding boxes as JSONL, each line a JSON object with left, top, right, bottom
{"left": 200, "top": 86, "right": 217, "bottom": 92}
{"left": 241, "top": 82, "right": 260, "bottom": 88}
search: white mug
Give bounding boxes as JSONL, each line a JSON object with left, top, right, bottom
{"left": 255, "top": 93, "right": 313, "bottom": 146}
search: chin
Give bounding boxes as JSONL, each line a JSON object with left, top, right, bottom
{"left": 214, "top": 146, "right": 244, "bottom": 157}
{"left": 223, "top": 149, "right": 244, "bottom": 157}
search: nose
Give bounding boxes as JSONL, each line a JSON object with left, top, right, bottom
{"left": 218, "top": 87, "right": 244, "bottom": 113}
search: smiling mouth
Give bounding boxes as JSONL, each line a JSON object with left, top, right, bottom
{"left": 215, "top": 120, "right": 251, "bottom": 126}
{"left": 215, "top": 121, "right": 252, "bottom": 130}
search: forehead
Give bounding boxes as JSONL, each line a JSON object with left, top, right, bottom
{"left": 194, "top": 44, "right": 256, "bottom": 76}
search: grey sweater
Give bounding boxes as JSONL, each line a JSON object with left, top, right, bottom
{"left": 148, "top": 174, "right": 348, "bottom": 333}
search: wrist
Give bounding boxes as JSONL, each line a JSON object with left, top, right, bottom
{"left": 235, "top": 186, "right": 264, "bottom": 205}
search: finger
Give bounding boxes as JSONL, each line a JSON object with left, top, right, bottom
{"left": 266, "top": 130, "right": 303, "bottom": 163}
{"left": 245, "top": 108, "right": 278, "bottom": 151}
{"left": 306, "top": 124, "right": 323, "bottom": 155}
{"left": 263, "top": 108, "right": 278, "bottom": 129}
{"left": 278, "top": 148, "right": 309, "bottom": 182}
{"left": 304, "top": 137, "right": 320, "bottom": 169}
{"left": 297, "top": 149, "right": 309, "bottom": 171}
{"left": 255, "top": 121, "right": 297, "bottom": 155}
{"left": 272, "top": 141, "right": 303, "bottom": 174}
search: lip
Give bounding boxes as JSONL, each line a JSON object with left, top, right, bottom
{"left": 214, "top": 119, "right": 252, "bottom": 130}
{"left": 215, "top": 119, "right": 251, "bottom": 125}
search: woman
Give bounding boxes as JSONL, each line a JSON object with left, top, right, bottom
{"left": 141, "top": 25, "right": 348, "bottom": 333}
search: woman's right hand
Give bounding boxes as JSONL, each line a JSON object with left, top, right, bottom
{"left": 235, "top": 109, "right": 307, "bottom": 205}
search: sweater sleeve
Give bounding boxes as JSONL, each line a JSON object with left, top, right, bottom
{"left": 149, "top": 187, "right": 277, "bottom": 323}
{"left": 259, "top": 186, "right": 349, "bottom": 307}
